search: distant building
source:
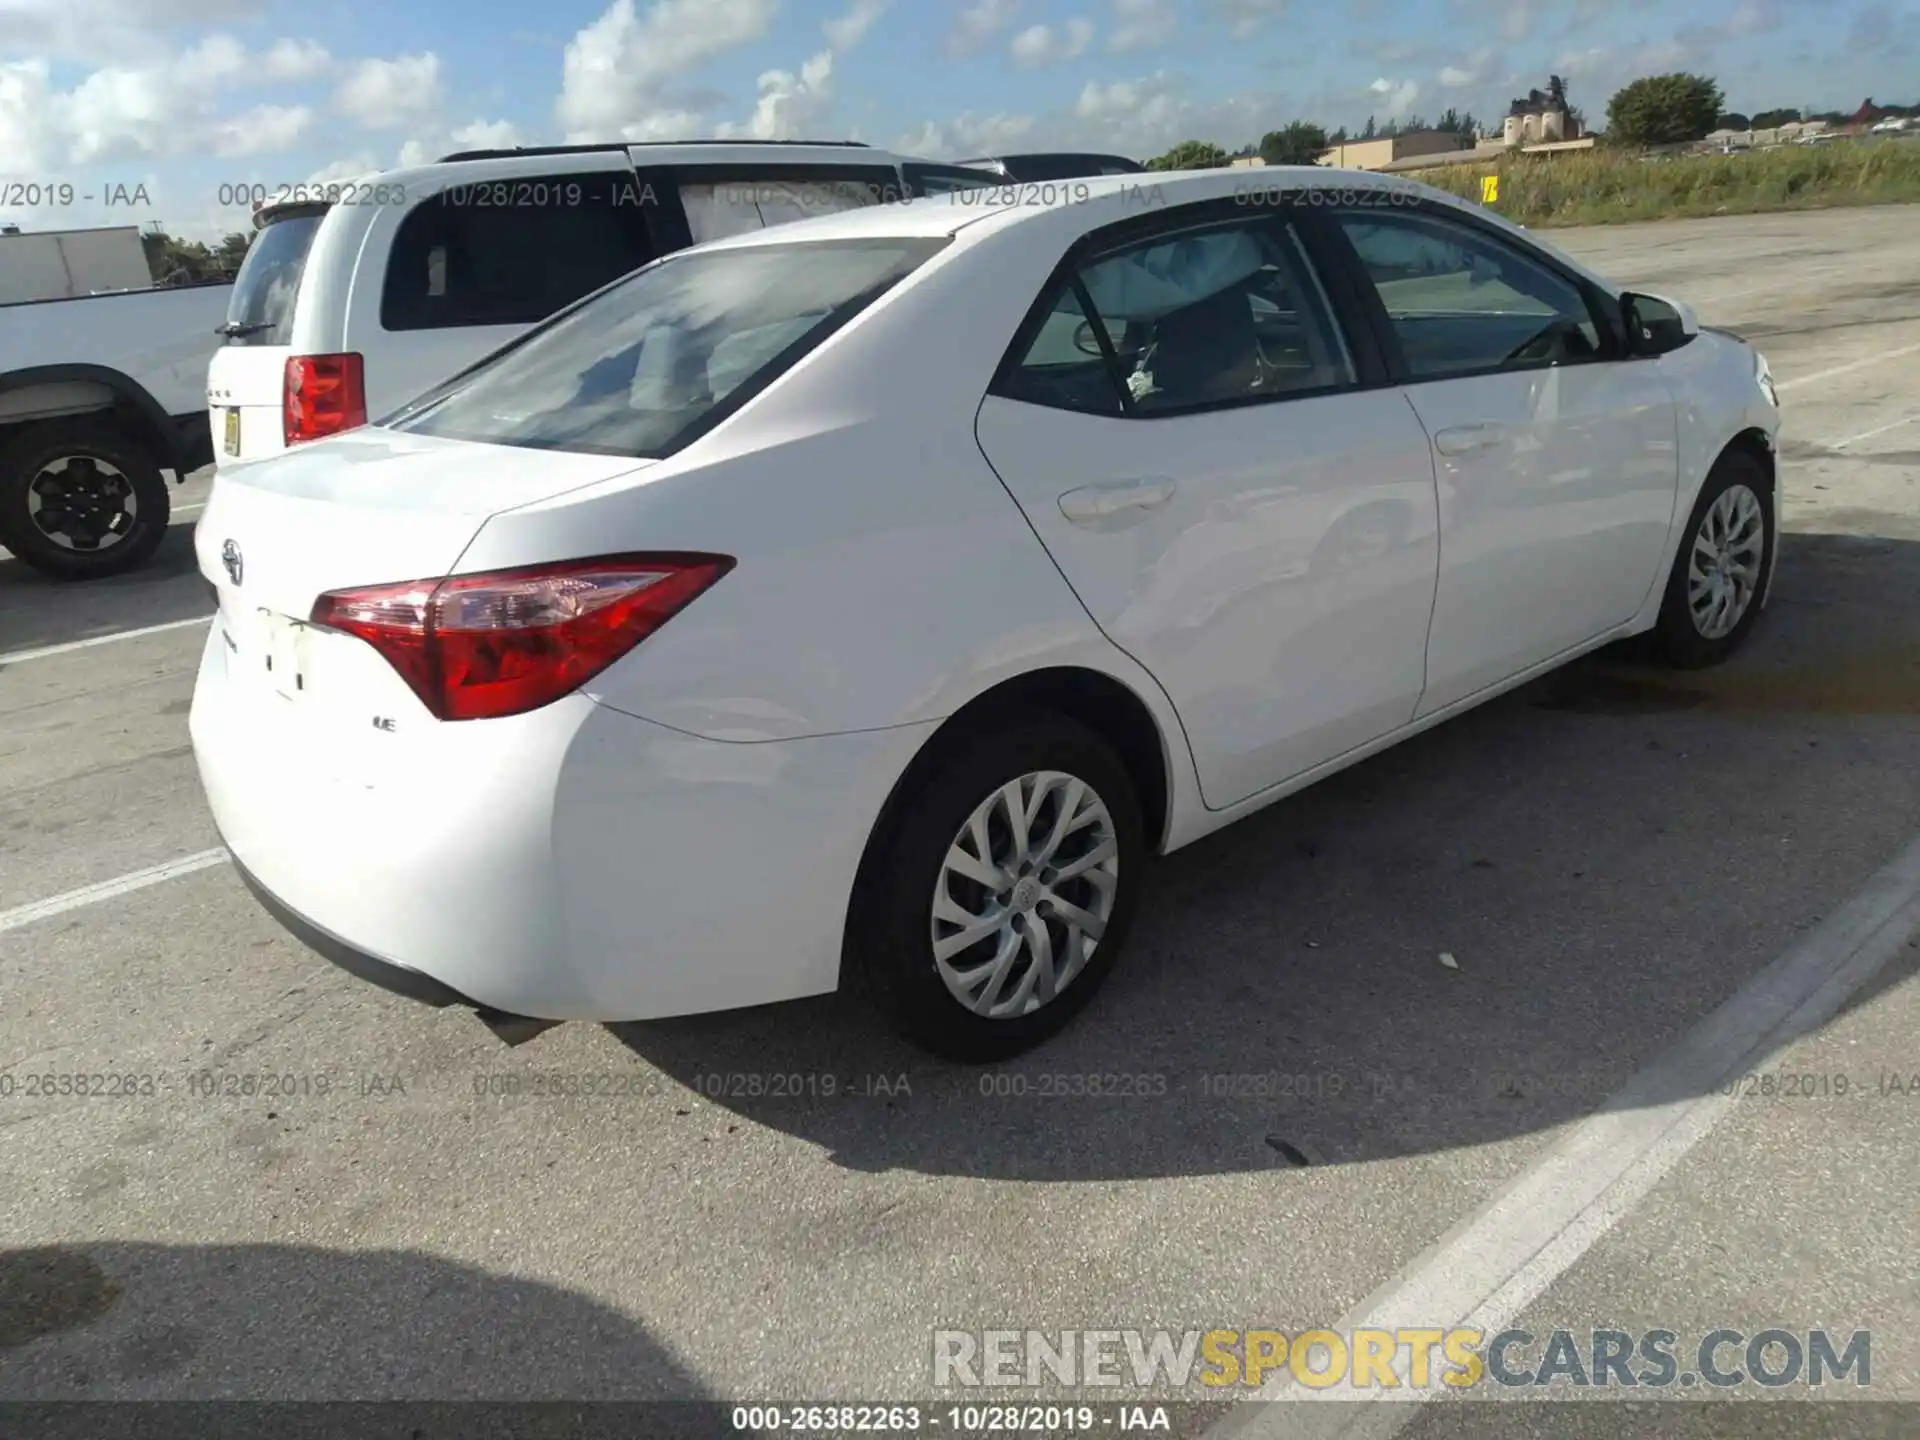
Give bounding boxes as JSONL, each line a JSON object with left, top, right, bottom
{"left": 1502, "top": 76, "right": 1585, "bottom": 147}
{"left": 1229, "top": 155, "right": 1267, "bottom": 168}
{"left": 1317, "top": 131, "right": 1469, "bottom": 171}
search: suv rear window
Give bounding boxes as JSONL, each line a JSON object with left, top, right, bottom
{"left": 390, "top": 238, "right": 944, "bottom": 459}
{"left": 381, "top": 172, "right": 656, "bottom": 332}
{"left": 224, "top": 208, "right": 323, "bottom": 346}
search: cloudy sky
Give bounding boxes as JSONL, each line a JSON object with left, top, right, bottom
{"left": 1, "top": 0, "right": 1913, "bottom": 240}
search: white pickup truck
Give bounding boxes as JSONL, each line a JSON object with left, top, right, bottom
{"left": 0, "top": 272, "right": 232, "bottom": 578}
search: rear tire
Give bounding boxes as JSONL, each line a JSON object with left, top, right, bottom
{"left": 1651, "top": 450, "right": 1774, "bottom": 669}
{"left": 848, "top": 713, "right": 1147, "bottom": 1062}
{"left": 0, "top": 418, "right": 171, "bottom": 580}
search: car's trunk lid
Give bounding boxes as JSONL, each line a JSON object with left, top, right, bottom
{"left": 194, "top": 426, "right": 658, "bottom": 627}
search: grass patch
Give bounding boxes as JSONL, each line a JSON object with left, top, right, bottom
{"left": 1412, "top": 140, "right": 1920, "bottom": 227}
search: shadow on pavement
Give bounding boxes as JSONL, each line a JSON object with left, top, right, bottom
{"left": 0, "top": 522, "right": 207, "bottom": 658}
{"left": 0, "top": 1241, "right": 723, "bottom": 1436}
{"left": 609, "top": 532, "right": 1920, "bottom": 1180}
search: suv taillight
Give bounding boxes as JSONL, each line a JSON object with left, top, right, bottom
{"left": 284, "top": 353, "right": 366, "bottom": 445}
{"left": 310, "top": 554, "right": 734, "bottom": 721}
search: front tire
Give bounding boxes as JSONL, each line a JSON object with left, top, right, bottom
{"left": 0, "top": 419, "right": 171, "bottom": 580}
{"left": 1651, "top": 450, "right": 1774, "bottom": 669}
{"left": 849, "top": 713, "right": 1147, "bottom": 1062}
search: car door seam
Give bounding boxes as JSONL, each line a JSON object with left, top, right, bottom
{"left": 1402, "top": 389, "right": 1444, "bottom": 722}
{"left": 969, "top": 393, "right": 1211, "bottom": 815}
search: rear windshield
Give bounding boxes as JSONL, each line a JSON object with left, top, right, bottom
{"left": 390, "top": 237, "right": 945, "bottom": 459}
{"left": 224, "top": 208, "right": 324, "bottom": 346}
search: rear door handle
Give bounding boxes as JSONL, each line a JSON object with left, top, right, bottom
{"left": 1433, "top": 423, "right": 1505, "bottom": 456}
{"left": 1058, "top": 477, "right": 1178, "bottom": 527}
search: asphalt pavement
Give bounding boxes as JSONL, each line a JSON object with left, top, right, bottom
{"left": 2, "top": 203, "right": 1918, "bottom": 1438}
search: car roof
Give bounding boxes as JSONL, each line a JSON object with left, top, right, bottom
{"left": 681, "top": 166, "right": 1622, "bottom": 294}
{"left": 686, "top": 168, "right": 1394, "bottom": 248}
{"left": 252, "top": 142, "right": 928, "bottom": 227}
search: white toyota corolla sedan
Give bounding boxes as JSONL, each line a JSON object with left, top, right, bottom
{"left": 191, "top": 168, "right": 1782, "bottom": 1060}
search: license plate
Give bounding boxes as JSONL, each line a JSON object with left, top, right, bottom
{"left": 261, "top": 612, "right": 310, "bottom": 701}
{"left": 223, "top": 408, "right": 241, "bottom": 456}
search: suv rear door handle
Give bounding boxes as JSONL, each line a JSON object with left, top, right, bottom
{"left": 1433, "top": 423, "right": 1505, "bottom": 456}
{"left": 1058, "top": 477, "right": 1177, "bottom": 527}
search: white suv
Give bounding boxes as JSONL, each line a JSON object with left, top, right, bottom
{"left": 205, "top": 141, "right": 995, "bottom": 467}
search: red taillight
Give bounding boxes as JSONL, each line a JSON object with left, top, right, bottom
{"left": 310, "top": 554, "right": 734, "bottom": 721}
{"left": 284, "top": 353, "right": 367, "bottom": 445}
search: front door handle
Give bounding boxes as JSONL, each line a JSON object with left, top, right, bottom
{"left": 1058, "top": 477, "right": 1177, "bottom": 527}
{"left": 1433, "top": 423, "right": 1505, "bottom": 457}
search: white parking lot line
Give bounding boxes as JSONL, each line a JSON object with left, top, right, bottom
{"left": 0, "top": 848, "right": 230, "bottom": 936}
{"left": 1831, "top": 414, "right": 1918, "bottom": 450}
{"left": 0, "top": 615, "right": 212, "bottom": 667}
{"left": 1210, "top": 826, "right": 1920, "bottom": 1436}
{"left": 1777, "top": 338, "right": 1920, "bottom": 392}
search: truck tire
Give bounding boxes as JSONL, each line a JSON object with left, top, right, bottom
{"left": 0, "top": 418, "right": 171, "bottom": 580}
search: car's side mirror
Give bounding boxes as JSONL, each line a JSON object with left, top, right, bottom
{"left": 1621, "top": 291, "right": 1697, "bottom": 357}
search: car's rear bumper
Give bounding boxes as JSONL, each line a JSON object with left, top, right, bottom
{"left": 189, "top": 622, "right": 934, "bottom": 1021}
{"left": 230, "top": 855, "right": 481, "bottom": 1009}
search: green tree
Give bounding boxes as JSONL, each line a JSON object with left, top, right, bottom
{"left": 1258, "top": 121, "right": 1330, "bottom": 166}
{"left": 1605, "top": 72, "right": 1725, "bottom": 148}
{"left": 1750, "top": 106, "right": 1803, "bottom": 129}
{"left": 215, "top": 231, "right": 252, "bottom": 273}
{"left": 1145, "top": 139, "right": 1230, "bottom": 170}
{"left": 1435, "top": 107, "right": 1482, "bottom": 142}
{"left": 1361, "top": 114, "right": 1377, "bottom": 138}
{"left": 1716, "top": 111, "right": 1751, "bottom": 130}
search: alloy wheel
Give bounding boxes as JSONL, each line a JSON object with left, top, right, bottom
{"left": 25, "top": 455, "right": 139, "bottom": 552}
{"left": 930, "top": 770, "right": 1120, "bottom": 1020}
{"left": 1686, "top": 482, "right": 1765, "bottom": 640}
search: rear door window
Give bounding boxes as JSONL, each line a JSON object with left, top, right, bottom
{"left": 1000, "top": 213, "right": 1355, "bottom": 417}
{"left": 380, "top": 171, "right": 656, "bottom": 332}
{"left": 391, "top": 237, "right": 945, "bottom": 458}
{"left": 224, "top": 208, "right": 324, "bottom": 346}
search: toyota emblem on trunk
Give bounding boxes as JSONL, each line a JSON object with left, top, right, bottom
{"left": 221, "top": 539, "right": 243, "bottom": 586}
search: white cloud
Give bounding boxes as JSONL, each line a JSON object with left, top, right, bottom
{"left": 394, "top": 117, "right": 525, "bottom": 169}
{"left": 307, "top": 154, "right": 381, "bottom": 186}
{"left": 946, "top": 0, "right": 1021, "bottom": 56}
{"left": 1554, "top": 47, "right": 1610, "bottom": 79}
{"left": 717, "top": 49, "right": 836, "bottom": 139}
{"left": 0, "top": 60, "right": 57, "bottom": 175}
{"left": 1009, "top": 18, "right": 1094, "bottom": 67}
{"left": 1438, "top": 48, "right": 1496, "bottom": 87}
{"left": 1076, "top": 71, "right": 1183, "bottom": 133}
{"left": 1109, "top": 0, "right": 1175, "bottom": 51}
{"left": 0, "top": 0, "right": 259, "bottom": 65}
{"left": 0, "top": 36, "right": 350, "bottom": 172}
{"left": 336, "top": 52, "right": 442, "bottom": 129}
{"left": 557, "top": 0, "right": 779, "bottom": 139}
{"left": 823, "top": 0, "right": 890, "bottom": 51}
{"left": 1208, "top": 0, "right": 1286, "bottom": 40}
{"left": 263, "top": 39, "right": 332, "bottom": 79}
{"left": 1368, "top": 75, "right": 1421, "bottom": 118}
{"left": 893, "top": 109, "right": 1036, "bottom": 159}
{"left": 208, "top": 103, "right": 313, "bottom": 157}
{"left": 451, "top": 117, "right": 524, "bottom": 150}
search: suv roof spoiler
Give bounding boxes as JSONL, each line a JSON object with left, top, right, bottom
{"left": 436, "top": 139, "right": 874, "bottom": 163}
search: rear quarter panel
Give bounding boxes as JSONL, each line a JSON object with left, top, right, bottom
{"left": 448, "top": 220, "right": 1197, "bottom": 771}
